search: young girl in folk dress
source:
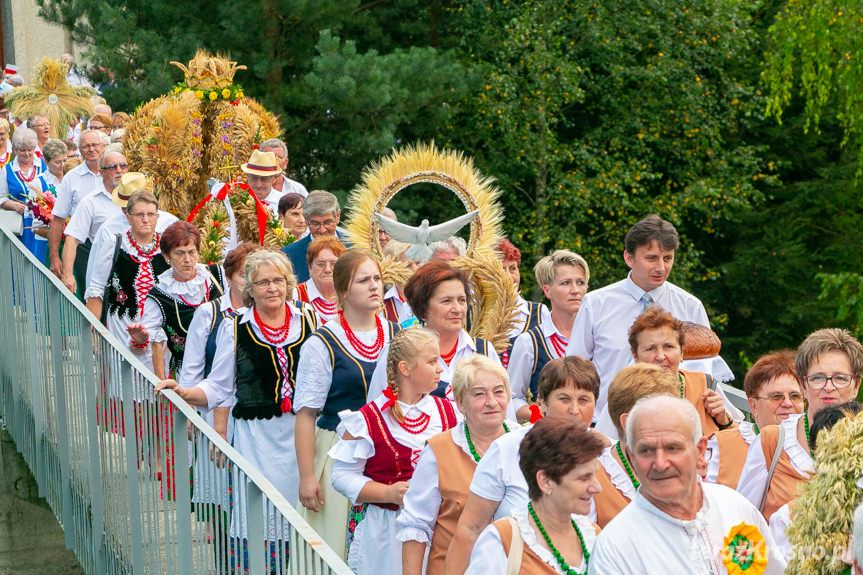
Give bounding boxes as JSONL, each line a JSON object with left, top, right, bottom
{"left": 329, "top": 328, "right": 458, "bottom": 574}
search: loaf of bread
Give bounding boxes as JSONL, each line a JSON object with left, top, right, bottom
{"left": 680, "top": 321, "right": 721, "bottom": 360}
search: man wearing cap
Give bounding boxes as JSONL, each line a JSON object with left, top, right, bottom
{"left": 85, "top": 177, "right": 169, "bottom": 340}
{"left": 48, "top": 129, "right": 105, "bottom": 281}
{"left": 260, "top": 138, "right": 308, "bottom": 197}
{"left": 241, "top": 149, "right": 284, "bottom": 215}
{"left": 60, "top": 150, "right": 128, "bottom": 294}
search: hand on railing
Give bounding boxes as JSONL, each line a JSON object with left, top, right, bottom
{"left": 61, "top": 273, "right": 76, "bottom": 294}
{"left": 299, "top": 476, "right": 325, "bottom": 512}
{"left": 127, "top": 323, "right": 150, "bottom": 354}
{"left": 209, "top": 442, "right": 227, "bottom": 468}
{"left": 49, "top": 257, "right": 63, "bottom": 278}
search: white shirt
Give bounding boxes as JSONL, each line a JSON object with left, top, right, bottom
{"left": 280, "top": 176, "right": 308, "bottom": 198}
{"left": 294, "top": 319, "right": 395, "bottom": 412}
{"left": 469, "top": 424, "right": 531, "bottom": 521}
{"left": 507, "top": 318, "right": 567, "bottom": 415}
{"left": 396, "top": 419, "right": 520, "bottom": 544}
{"left": 736, "top": 413, "right": 814, "bottom": 509}
{"left": 196, "top": 303, "right": 307, "bottom": 409}
{"left": 179, "top": 292, "right": 246, "bottom": 390}
{"left": 51, "top": 161, "right": 101, "bottom": 219}
{"left": 704, "top": 422, "right": 757, "bottom": 484}
{"left": 328, "top": 393, "right": 450, "bottom": 504}
{"left": 467, "top": 507, "right": 595, "bottom": 575}
{"left": 506, "top": 296, "right": 551, "bottom": 339}
{"left": 566, "top": 273, "right": 734, "bottom": 415}
{"left": 62, "top": 182, "right": 122, "bottom": 243}
{"left": 588, "top": 482, "right": 787, "bottom": 574}
{"left": 260, "top": 188, "right": 285, "bottom": 216}
{"left": 768, "top": 504, "right": 792, "bottom": 562}
{"left": 85, "top": 210, "right": 179, "bottom": 290}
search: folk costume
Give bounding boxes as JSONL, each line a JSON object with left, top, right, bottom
{"left": 588, "top": 483, "right": 787, "bottom": 574}
{"left": 396, "top": 419, "right": 518, "bottom": 575}
{"left": 704, "top": 421, "right": 759, "bottom": 489}
{"left": 294, "top": 315, "right": 399, "bottom": 559}
{"left": 467, "top": 508, "right": 598, "bottom": 575}
{"left": 195, "top": 301, "right": 318, "bottom": 537}
{"left": 737, "top": 413, "right": 814, "bottom": 520}
{"left": 500, "top": 296, "right": 548, "bottom": 368}
{"left": 368, "top": 329, "right": 505, "bottom": 417}
{"left": 140, "top": 263, "right": 227, "bottom": 378}
{"left": 0, "top": 157, "right": 46, "bottom": 260}
{"left": 592, "top": 444, "right": 638, "bottom": 529}
{"left": 329, "top": 393, "right": 457, "bottom": 574}
{"left": 380, "top": 285, "right": 414, "bottom": 326}
{"left": 293, "top": 278, "right": 338, "bottom": 324}
{"left": 508, "top": 318, "right": 568, "bottom": 416}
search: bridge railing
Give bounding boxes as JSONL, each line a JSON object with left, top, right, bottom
{"left": 0, "top": 225, "right": 352, "bottom": 575}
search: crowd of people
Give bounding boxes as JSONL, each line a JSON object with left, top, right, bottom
{"left": 3, "top": 71, "right": 863, "bottom": 575}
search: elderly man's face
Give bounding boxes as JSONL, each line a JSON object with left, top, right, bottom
{"left": 628, "top": 410, "right": 705, "bottom": 514}
{"left": 247, "top": 173, "right": 275, "bottom": 198}
{"left": 100, "top": 153, "right": 128, "bottom": 189}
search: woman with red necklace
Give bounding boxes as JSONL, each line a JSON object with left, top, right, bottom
{"left": 128, "top": 221, "right": 226, "bottom": 380}
{"left": 294, "top": 249, "right": 399, "bottom": 560}
{"left": 157, "top": 249, "right": 319, "bottom": 567}
{"left": 368, "top": 261, "right": 505, "bottom": 416}
{"left": 293, "top": 236, "right": 344, "bottom": 324}
{"left": 329, "top": 327, "right": 456, "bottom": 574}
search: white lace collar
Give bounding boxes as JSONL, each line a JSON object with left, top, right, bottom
{"left": 784, "top": 413, "right": 815, "bottom": 475}
{"left": 157, "top": 264, "right": 212, "bottom": 301}
{"left": 738, "top": 421, "right": 757, "bottom": 445}
{"left": 598, "top": 444, "right": 636, "bottom": 500}
{"left": 510, "top": 507, "right": 594, "bottom": 574}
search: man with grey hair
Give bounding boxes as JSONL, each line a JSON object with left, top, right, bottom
{"left": 589, "top": 395, "right": 786, "bottom": 574}
{"left": 429, "top": 235, "right": 467, "bottom": 262}
{"left": 280, "top": 189, "right": 348, "bottom": 283}
{"left": 260, "top": 138, "right": 308, "bottom": 198}
{"left": 60, "top": 150, "right": 128, "bottom": 293}
{"left": 49, "top": 129, "right": 105, "bottom": 280}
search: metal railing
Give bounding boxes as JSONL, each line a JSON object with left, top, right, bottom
{"left": 0, "top": 225, "right": 352, "bottom": 575}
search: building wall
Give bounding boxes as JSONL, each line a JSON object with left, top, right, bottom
{"left": 1, "top": 0, "right": 71, "bottom": 84}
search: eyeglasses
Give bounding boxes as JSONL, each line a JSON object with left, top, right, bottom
{"left": 102, "top": 163, "right": 129, "bottom": 171}
{"left": 308, "top": 218, "right": 336, "bottom": 230}
{"left": 253, "top": 277, "right": 287, "bottom": 288}
{"left": 754, "top": 392, "right": 805, "bottom": 404}
{"left": 803, "top": 373, "right": 858, "bottom": 389}
{"left": 129, "top": 212, "right": 158, "bottom": 220}
{"left": 313, "top": 261, "right": 336, "bottom": 270}
{"left": 80, "top": 143, "right": 104, "bottom": 151}
{"left": 32, "top": 123, "right": 49, "bottom": 129}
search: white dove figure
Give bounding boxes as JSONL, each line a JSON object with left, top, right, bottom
{"left": 377, "top": 209, "right": 479, "bottom": 261}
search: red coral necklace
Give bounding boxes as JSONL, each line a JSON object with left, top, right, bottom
{"left": 339, "top": 311, "right": 384, "bottom": 359}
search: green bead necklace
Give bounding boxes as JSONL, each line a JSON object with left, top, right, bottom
{"left": 615, "top": 441, "right": 640, "bottom": 489}
{"left": 753, "top": 423, "right": 759, "bottom": 435}
{"left": 464, "top": 422, "right": 510, "bottom": 463}
{"left": 677, "top": 372, "right": 685, "bottom": 398}
{"left": 527, "top": 501, "right": 589, "bottom": 574}
{"left": 804, "top": 412, "right": 811, "bottom": 454}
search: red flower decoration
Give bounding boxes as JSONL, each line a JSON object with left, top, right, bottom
{"left": 528, "top": 404, "right": 543, "bottom": 424}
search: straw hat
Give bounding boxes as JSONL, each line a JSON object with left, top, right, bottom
{"left": 241, "top": 149, "right": 281, "bottom": 177}
{"left": 112, "top": 172, "right": 151, "bottom": 208}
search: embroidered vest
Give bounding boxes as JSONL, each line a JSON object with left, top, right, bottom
{"left": 314, "top": 321, "right": 400, "bottom": 431}
{"left": 359, "top": 397, "right": 456, "bottom": 510}
{"left": 233, "top": 310, "right": 316, "bottom": 420}
{"left": 502, "top": 300, "right": 544, "bottom": 368}
{"left": 147, "top": 264, "right": 224, "bottom": 376}
{"left": 295, "top": 282, "right": 310, "bottom": 303}
{"left": 432, "top": 337, "right": 489, "bottom": 399}
{"left": 105, "top": 235, "right": 170, "bottom": 321}
{"left": 426, "top": 429, "right": 478, "bottom": 575}
{"left": 525, "top": 325, "right": 556, "bottom": 403}
{"left": 382, "top": 297, "right": 400, "bottom": 324}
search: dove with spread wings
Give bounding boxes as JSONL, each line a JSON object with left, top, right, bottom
{"left": 376, "top": 210, "right": 479, "bottom": 261}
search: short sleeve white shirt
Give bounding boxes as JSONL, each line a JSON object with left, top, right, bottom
{"left": 51, "top": 161, "right": 101, "bottom": 218}
{"left": 62, "top": 183, "right": 122, "bottom": 243}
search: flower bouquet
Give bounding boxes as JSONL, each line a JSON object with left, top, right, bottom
{"left": 26, "top": 185, "right": 56, "bottom": 237}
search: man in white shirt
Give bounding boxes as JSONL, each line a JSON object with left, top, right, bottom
{"left": 260, "top": 138, "right": 308, "bottom": 198}
{"left": 241, "top": 148, "right": 285, "bottom": 216}
{"left": 60, "top": 151, "right": 128, "bottom": 293}
{"left": 566, "top": 214, "right": 733, "bottom": 418}
{"left": 589, "top": 395, "right": 786, "bottom": 574}
{"left": 48, "top": 130, "right": 105, "bottom": 280}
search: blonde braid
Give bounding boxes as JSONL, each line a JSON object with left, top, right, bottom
{"left": 385, "top": 328, "right": 439, "bottom": 424}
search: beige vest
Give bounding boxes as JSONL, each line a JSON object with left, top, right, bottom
{"left": 758, "top": 424, "right": 809, "bottom": 519}
{"left": 714, "top": 427, "right": 749, "bottom": 489}
{"left": 680, "top": 369, "right": 721, "bottom": 437}
{"left": 593, "top": 463, "right": 631, "bottom": 528}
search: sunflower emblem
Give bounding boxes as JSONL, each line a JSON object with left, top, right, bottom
{"left": 722, "top": 522, "right": 768, "bottom": 574}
